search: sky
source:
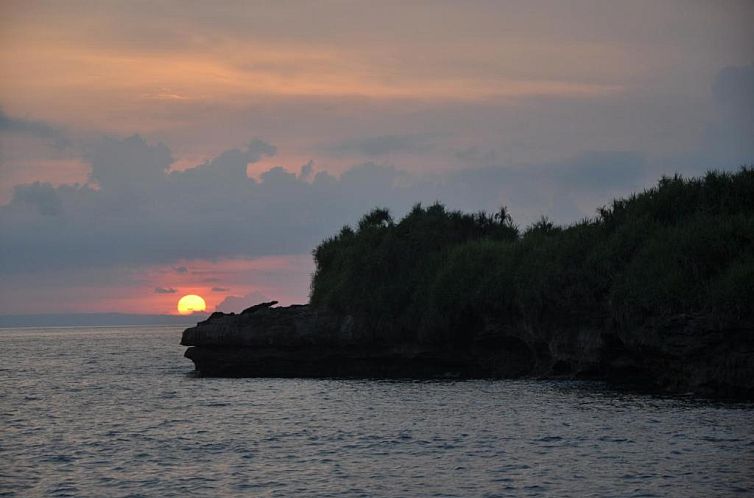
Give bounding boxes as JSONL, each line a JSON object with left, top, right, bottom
{"left": 1, "top": 0, "right": 752, "bottom": 315}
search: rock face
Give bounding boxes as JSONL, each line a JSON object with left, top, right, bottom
{"left": 181, "top": 304, "right": 754, "bottom": 399}
{"left": 613, "top": 314, "right": 754, "bottom": 399}
{"left": 182, "top": 304, "right": 488, "bottom": 378}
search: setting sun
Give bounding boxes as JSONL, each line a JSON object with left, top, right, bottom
{"left": 177, "top": 294, "right": 206, "bottom": 315}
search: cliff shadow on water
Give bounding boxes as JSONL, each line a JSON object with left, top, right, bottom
{"left": 182, "top": 167, "right": 754, "bottom": 399}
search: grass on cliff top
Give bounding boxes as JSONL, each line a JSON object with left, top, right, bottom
{"left": 310, "top": 167, "right": 754, "bottom": 344}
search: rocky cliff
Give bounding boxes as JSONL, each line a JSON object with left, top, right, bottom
{"left": 181, "top": 302, "right": 754, "bottom": 399}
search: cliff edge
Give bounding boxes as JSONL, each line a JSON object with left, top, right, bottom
{"left": 181, "top": 303, "right": 754, "bottom": 399}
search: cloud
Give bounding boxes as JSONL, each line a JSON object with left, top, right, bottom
{"left": 215, "top": 291, "right": 269, "bottom": 313}
{"left": 0, "top": 134, "right": 666, "bottom": 274}
{"left": 8, "top": 182, "right": 63, "bottom": 216}
{"left": 211, "top": 287, "right": 229, "bottom": 292}
{"left": 175, "top": 138, "right": 276, "bottom": 181}
{"left": 0, "top": 108, "right": 71, "bottom": 149}
{"left": 88, "top": 135, "right": 172, "bottom": 191}
{"left": 299, "top": 160, "right": 314, "bottom": 181}
{"left": 154, "top": 287, "right": 177, "bottom": 294}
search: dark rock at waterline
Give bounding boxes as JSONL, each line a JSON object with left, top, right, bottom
{"left": 613, "top": 314, "right": 754, "bottom": 399}
{"left": 181, "top": 304, "right": 754, "bottom": 399}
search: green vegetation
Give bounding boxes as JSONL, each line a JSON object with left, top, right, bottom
{"left": 311, "top": 168, "right": 754, "bottom": 344}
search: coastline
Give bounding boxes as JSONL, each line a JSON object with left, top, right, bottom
{"left": 181, "top": 302, "right": 754, "bottom": 399}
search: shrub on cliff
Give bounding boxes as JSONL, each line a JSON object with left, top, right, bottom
{"left": 311, "top": 203, "right": 518, "bottom": 341}
{"left": 310, "top": 167, "right": 754, "bottom": 342}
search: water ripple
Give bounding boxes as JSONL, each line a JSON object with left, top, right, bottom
{"left": 1, "top": 326, "right": 753, "bottom": 497}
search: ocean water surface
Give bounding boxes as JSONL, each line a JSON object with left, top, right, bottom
{"left": 1, "top": 326, "right": 752, "bottom": 497}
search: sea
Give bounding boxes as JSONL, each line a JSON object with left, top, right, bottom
{"left": 1, "top": 326, "right": 752, "bottom": 497}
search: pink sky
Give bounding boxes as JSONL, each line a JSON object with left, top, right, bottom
{"left": 0, "top": 255, "right": 313, "bottom": 315}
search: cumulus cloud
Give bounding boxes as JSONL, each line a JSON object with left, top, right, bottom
{"left": 0, "top": 133, "right": 668, "bottom": 274}
{"left": 299, "top": 160, "right": 314, "bottom": 181}
{"left": 88, "top": 135, "right": 172, "bottom": 191}
{"left": 154, "top": 287, "right": 177, "bottom": 294}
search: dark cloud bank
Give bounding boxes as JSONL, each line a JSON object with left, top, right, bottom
{"left": 0, "top": 134, "right": 649, "bottom": 274}
{"left": 1, "top": 63, "right": 751, "bottom": 275}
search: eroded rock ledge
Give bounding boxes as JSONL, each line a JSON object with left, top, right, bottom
{"left": 181, "top": 303, "right": 754, "bottom": 399}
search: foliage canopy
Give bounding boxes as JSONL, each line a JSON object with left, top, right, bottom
{"left": 311, "top": 168, "right": 754, "bottom": 344}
